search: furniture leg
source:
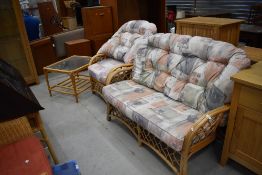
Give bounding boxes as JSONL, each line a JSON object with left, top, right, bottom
{"left": 44, "top": 69, "right": 52, "bottom": 96}
{"left": 70, "top": 73, "right": 78, "bottom": 103}
{"left": 29, "top": 113, "right": 59, "bottom": 164}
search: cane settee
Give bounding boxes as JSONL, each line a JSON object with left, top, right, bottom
{"left": 88, "top": 20, "right": 157, "bottom": 98}
{"left": 0, "top": 117, "right": 53, "bottom": 175}
{"left": 102, "top": 33, "right": 250, "bottom": 174}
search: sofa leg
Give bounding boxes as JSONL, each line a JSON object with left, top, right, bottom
{"left": 107, "top": 103, "right": 112, "bottom": 121}
{"left": 137, "top": 125, "right": 142, "bottom": 146}
{"left": 180, "top": 155, "right": 188, "bottom": 175}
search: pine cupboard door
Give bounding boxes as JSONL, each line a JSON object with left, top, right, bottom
{"left": 230, "top": 106, "right": 262, "bottom": 174}
{"left": 0, "top": 0, "right": 38, "bottom": 84}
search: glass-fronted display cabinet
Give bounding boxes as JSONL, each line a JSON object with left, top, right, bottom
{"left": 0, "top": 0, "right": 38, "bottom": 84}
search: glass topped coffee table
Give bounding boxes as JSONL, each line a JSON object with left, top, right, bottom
{"left": 43, "top": 55, "right": 91, "bottom": 102}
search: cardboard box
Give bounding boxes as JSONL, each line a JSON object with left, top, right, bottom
{"left": 62, "top": 17, "right": 77, "bottom": 30}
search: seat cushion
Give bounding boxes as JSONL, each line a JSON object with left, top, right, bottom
{"left": 103, "top": 80, "right": 202, "bottom": 152}
{"left": 89, "top": 58, "right": 124, "bottom": 84}
{"left": 0, "top": 136, "right": 52, "bottom": 175}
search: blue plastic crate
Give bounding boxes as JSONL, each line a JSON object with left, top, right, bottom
{"left": 52, "top": 160, "right": 81, "bottom": 175}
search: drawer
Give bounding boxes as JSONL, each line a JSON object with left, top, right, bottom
{"left": 239, "top": 86, "right": 262, "bottom": 113}
{"left": 82, "top": 6, "right": 113, "bottom": 38}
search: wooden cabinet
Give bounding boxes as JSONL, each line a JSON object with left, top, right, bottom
{"left": 100, "top": 0, "right": 166, "bottom": 32}
{"left": 176, "top": 17, "right": 244, "bottom": 46}
{"left": 0, "top": 0, "right": 38, "bottom": 84}
{"left": 81, "top": 6, "right": 113, "bottom": 55}
{"left": 221, "top": 62, "right": 262, "bottom": 174}
{"left": 65, "top": 39, "right": 92, "bottom": 57}
{"left": 30, "top": 37, "right": 57, "bottom": 75}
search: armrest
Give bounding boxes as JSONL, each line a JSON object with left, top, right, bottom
{"left": 182, "top": 105, "right": 230, "bottom": 156}
{"left": 0, "top": 117, "right": 34, "bottom": 146}
{"left": 89, "top": 53, "right": 107, "bottom": 65}
{"left": 106, "top": 64, "right": 133, "bottom": 85}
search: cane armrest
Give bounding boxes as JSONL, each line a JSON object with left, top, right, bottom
{"left": 89, "top": 53, "right": 107, "bottom": 65}
{"left": 106, "top": 64, "right": 133, "bottom": 85}
{"left": 0, "top": 117, "right": 34, "bottom": 146}
{"left": 182, "top": 105, "right": 230, "bottom": 156}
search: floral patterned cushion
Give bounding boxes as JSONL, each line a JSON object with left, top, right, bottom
{"left": 133, "top": 33, "right": 250, "bottom": 113}
{"left": 102, "top": 80, "right": 202, "bottom": 152}
{"left": 98, "top": 20, "right": 157, "bottom": 63}
{"left": 89, "top": 59, "right": 124, "bottom": 84}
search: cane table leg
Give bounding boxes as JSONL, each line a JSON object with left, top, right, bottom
{"left": 70, "top": 73, "right": 78, "bottom": 103}
{"left": 44, "top": 69, "right": 52, "bottom": 97}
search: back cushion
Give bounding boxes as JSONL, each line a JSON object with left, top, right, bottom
{"left": 133, "top": 33, "right": 250, "bottom": 113}
{"left": 98, "top": 20, "right": 157, "bottom": 63}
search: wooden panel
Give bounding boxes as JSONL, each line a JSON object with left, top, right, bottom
{"left": 100, "top": 0, "right": 166, "bottom": 32}
{"left": 240, "top": 46, "right": 262, "bottom": 62}
{"left": 176, "top": 17, "right": 243, "bottom": 45}
{"left": 38, "top": 2, "right": 63, "bottom": 36}
{"left": 81, "top": 6, "right": 113, "bottom": 38}
{"left": 90, "top": 34, "right": 112, "bottom": 55}
{"left": 65, "top": 39, "right": 92, "bottom": 57}
{"left": 99, "top": 0, "right": 119, "bottom": 31}
{"left": 30, "top": 37, "right": 57, "bottom": 75}
{"left": 239, "top": 86, "right": 262, "bottom": 113}
{"left": 230, "top": 107, "right": 262, "bottom": 174}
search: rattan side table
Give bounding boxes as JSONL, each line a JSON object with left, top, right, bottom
{"left": 43, "top": 55, "right": 91, "bottom": 102}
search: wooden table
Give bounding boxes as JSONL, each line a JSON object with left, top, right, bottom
{"left": 176, "top": 17, "right": 244, "bottom": 45}
{"left": 221, "top": 62, "right": 262, "bottom": 174}
{"left": 240, "top": 46, "right": 262, "bottom": 63}
{"left": 43, "top": 55, "right": 91, "bottom": 102}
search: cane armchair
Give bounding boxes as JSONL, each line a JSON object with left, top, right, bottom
{"left": 88, "top": 20, "right": 157, "bottom": 98}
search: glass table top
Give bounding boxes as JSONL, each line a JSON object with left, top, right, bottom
{"left": 47, "top": 55, "right": 91, "bottom": 71}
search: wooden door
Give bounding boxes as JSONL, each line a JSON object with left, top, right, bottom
{"left": 230, "top": 106, "right": 262, "bottom": 174}
{"left": 0, "top": 0, "right": 38, "bottom": 84}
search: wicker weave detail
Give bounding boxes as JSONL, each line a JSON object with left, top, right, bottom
{"left": 0, "top": 117, "right": 33, "bottom": 146}
{"left": 108, "top": 104, "right": 139, "bottom": 138}
{"left": 107, "top": 103, "right": 230, "bottom": 175}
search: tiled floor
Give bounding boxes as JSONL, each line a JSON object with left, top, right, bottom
{"left": 30, "top": 74, "right": 255, "bottom": 175}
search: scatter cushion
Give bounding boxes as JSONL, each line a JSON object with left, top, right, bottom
{"left": 103, "top": 80, "right": 202, "bottom": 152}
{"left": 132, "top": 33, "right": 250, "bottom": 113}
{"left": 89, "top": 59, "right": 124, "bottom": 84}
{"left": 0, "top": 136, "right": 52, "bottom": 175}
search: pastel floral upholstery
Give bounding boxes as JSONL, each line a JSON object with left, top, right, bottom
{"left": 89, "top": 59, "right": 123, "bottom": 84}
{"left": 89, "top": 20, "right": 157, "bottom": 84}
{"left": 132, "top": 33, "right": 250, "bottom": 113}
{"left": 103, "top": 80, "right": 201, "bottom": 152}
{"left": 103, "top": 33, "right": 250, "bottom": 152}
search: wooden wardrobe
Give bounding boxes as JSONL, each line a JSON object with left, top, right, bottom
{"left": 0, "top": 0, "right": 38, "bottom": 84}
{"left": 100, "top": 0, "right": 166, "bottom": 32}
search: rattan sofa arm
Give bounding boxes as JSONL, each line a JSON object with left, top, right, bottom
{"left": 182, "top": 105, "right": 230, "bottom": 156}
{"left": 0, "top": 117, "right": 34, "bottom": 146}
{"left": 89, "top": 53, "right": 107, "bottom": 65}
{"left": 106, "top": 64, "right": 133, "bottom": 85}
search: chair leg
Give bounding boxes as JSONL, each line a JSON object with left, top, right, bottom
{"left": 34, "top": 113, "right": 59, "bottom": 164}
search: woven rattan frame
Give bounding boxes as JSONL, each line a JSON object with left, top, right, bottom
{"left": 107, "top": 103, "right": 230, "bottom": 175}
{"left": 0, "top": 117, "right": 33, "bottom": 145}
{"left": 90, "top": 53, "right": 133, "bottom": 99}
